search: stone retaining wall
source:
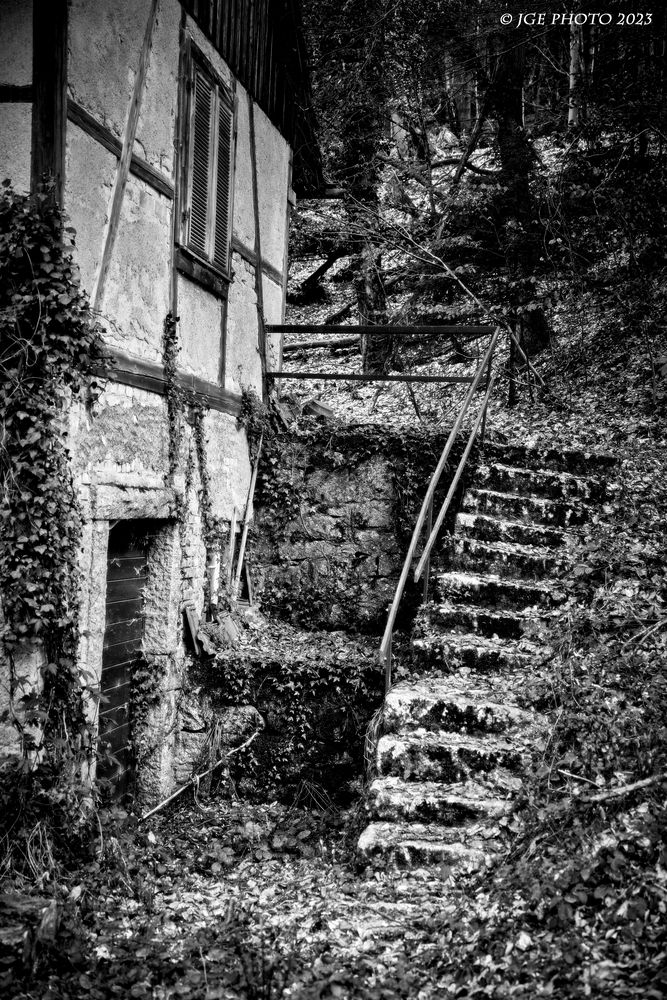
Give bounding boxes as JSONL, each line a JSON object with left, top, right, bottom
{"left": 250, "top": 427, "right": 461, "bottom": 632}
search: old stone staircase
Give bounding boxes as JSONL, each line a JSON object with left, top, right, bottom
{"left": 358, "top": 441, "right": 615, "bottom": 869}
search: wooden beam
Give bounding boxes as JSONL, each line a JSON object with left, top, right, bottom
{"left": 231, "top": 234, "right": 257, "bottom": 263}
{"left": 174, "top": 246, "right": 230, "bottom": 298}
{"left": 231, "top": 235, "right": 283, "bottom": 287}
{"left": 92, "top": 0, "right": 160, "bottom": 312}
{"left": 102, "top": 347, "right": 242, "bottom": 416}
{"left": 283, "top": 336, "right": 359, "bottom": 352}
{"left": 0, "top": 85, "right": 32, "bottom": 103}
{"left": 31, "top": 0, "right": 68, "bottom": 204}
{"left": 248, "top": 98, "right": 268, "bottom": 396}
{"left": 67, "top": 100, "right": 174, "bottom": 200}
{"left": 267, "top": 324, "right": 494, "bottom": 337}
{"left": 261, "top": 259, "right": 284, "bottom": 287}
{"left": 269, "top": 372, "right": 475, "bottom": 384}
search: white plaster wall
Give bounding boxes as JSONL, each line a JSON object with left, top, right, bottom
{"left": 203, "top": 411, "right": 252, "bottom": 520}
{"left": 177, "top": 276, "right": 223, "bottom": 383}
{"left": 68, "top": 0, "right": 153, "bottom": 145}
{"left": 77, "top": 520, "right": 108, "bottom": 736}
{"left": 232, "top": 87, "right": 256, "bottom": 251}
{"left": 134, "top": 0, "right": 181, "bottom": 174}
{"left": 225, "top": 253, "right": 263, "bottom": 393}
{"left": 65, "top": 125, "right": 117, "bottom": 297}
{"left": 262, "top": 273, "right": 284, "bottom": 369}
{"left": 254, "top": 103, "right": 290, "bottom": 272}
{"left": 0, "top": 0, "right": 32, "bottom": 86}
{"left": 69, "top": 383, "right": 170, "bottom": 482}
{"left": 0, "top": 104, "right": 31, "bottom": 192}
{"left": 101, "top": 174, "right": 173, "bottom": 364}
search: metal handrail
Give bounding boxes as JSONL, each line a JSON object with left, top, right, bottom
{"left": 414, "top": 371, "right": 497, "bottom": 581}
{"left": 378, "top": 326, "right": 501, "bottom": 692}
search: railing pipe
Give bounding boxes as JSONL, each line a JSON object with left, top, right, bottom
{"left": 422, "top": 499, "right": 433, "bottom": 604}
{"left": 378, "top": 326, "right": 501, "bottom": 690}
{"left": 414, "top": 371, "right": 498, "bottom": 581}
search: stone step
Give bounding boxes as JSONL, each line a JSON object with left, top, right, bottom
{"left": 376, "top": 730, "right": 527, "bottom": 784}
{"left": 411, "top": 630, "right": 537, "bottom": 672}
{"left": 383, "top": 677, "right": 544, "bottom": 737}
{"left": 473, "top": 463, "right": 606, "bottom": 502}
{"left": 435, "top": 570, "right": 560, "bottom": 610}
{"left": 447, "top": 536, "right": 561, "bottom": 580}
{"left": 482, "top": 441, "right": 615, "bottom": 476}
{"left": 367, "top": 776, "right": 513, "bottom": 824}
{"left": 357, "top": 821, "right": 499, "bottom": 871}
{"left": 455, "top": 511, "right": 567, "bottom": 549}
{"left": 462, "top": 488, "right": 589, "bottom": 529}
{"left": 417, "top": 601, "right": 550, "bottom": 640}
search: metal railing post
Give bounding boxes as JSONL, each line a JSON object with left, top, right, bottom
{"left": 422, "top": 499, "right": 433, "bottom": 604}
{"left": 480, "top": 351, "right": 493, "bottom": 447}
{"left": 414, "top": 371, "right": 498, "bottom": 582}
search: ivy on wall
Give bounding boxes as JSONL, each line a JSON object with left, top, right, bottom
{"left": 162, "top": 311, "right": 183, "bottom": 478}
{"left": 0, "top": 184, "right": 110, "bottom": 874}
{"left": 162, "top": 314, "right": 224, "bottom": 553}
{"left": 0, "top": 184, "right": 106, "bottom": 755}
{"left": 198, "top": 618, "right": 383, "bottom": 799}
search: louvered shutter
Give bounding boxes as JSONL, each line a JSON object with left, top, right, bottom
{"left": 188, "top": 70, "right": 213, "bottom": 258}
{"left": 213, "top": 98, "right": 233, "bottom": 271}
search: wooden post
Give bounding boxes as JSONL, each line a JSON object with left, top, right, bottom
{"left": 31, "top": 0, "right": 68, "bottom": 205}
{"left": 225, "top": 507, "right": 238, "bottom": 591}
{"left": 232, "top": 434, "right": 263, "bottom": 599}
{"left": 384, "top": 634, "right": 393, "bottom": 694}
{"left": 249, "top": 100, "right": 268, "bottom": 398}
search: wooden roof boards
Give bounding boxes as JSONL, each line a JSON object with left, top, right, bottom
{"left": 180, "top": 0, "right": 324, "bottom": 195}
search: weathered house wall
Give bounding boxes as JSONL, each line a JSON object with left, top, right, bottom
{"left": 0, "top": 1, "right": 33, "bottom": 191}
{"left": 0, "top": 0, "right": 309, "bottom": 802}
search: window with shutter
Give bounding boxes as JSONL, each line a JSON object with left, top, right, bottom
{"left": 179, "top": 46, "right": 235, "bottom": 287}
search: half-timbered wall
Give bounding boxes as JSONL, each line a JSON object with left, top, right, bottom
{"left": 0, "top": 0, "right": 299, "bottom": 800}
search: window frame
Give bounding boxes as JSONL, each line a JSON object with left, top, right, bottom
{"left": 176, "top": 37, "right": 236, "bottom": 297}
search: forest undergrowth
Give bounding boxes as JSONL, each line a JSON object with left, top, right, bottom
{"left": 3, "top": 304, "right": 666, "bottom": 1000}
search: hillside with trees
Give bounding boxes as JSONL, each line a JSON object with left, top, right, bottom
{"left": 288, "top": 0, "right": 666, "bottom": 396}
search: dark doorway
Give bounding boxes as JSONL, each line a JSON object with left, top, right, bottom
{"left": 97, "top": 521, "right": 149, "bottom": 797}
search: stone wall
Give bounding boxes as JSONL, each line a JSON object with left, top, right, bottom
{"left": 251, "top": 426, "right": 460, "bottom": 633}
{"left": 70, "top": 387, "right": 258, "bottom": 805}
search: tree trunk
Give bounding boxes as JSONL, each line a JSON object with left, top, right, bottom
{"left": 491, "top": 35, "right": 551, "bottom": 355}
{"left": 569, "top": 24, "right": 581, "bottom": 126}
{"left": 355, "top": 242, "right": 389, "bottom": 372}
{"left": 339, "top": 0, "right": 390, "bottom": 373}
